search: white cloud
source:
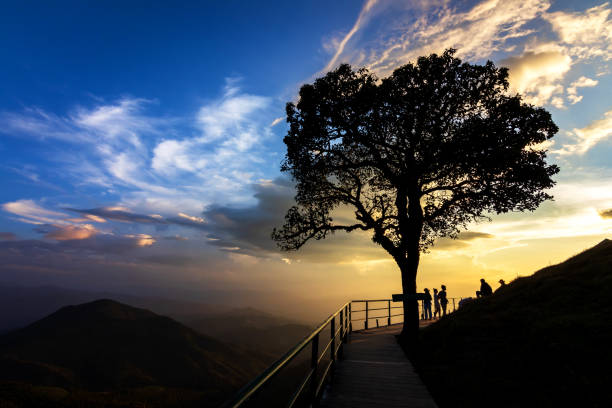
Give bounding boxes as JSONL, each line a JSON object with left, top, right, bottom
{"left": 73, "top": 98, "right": 156, "bottom": 147}
{"left": 322, "top": 0, "right": 551, "bottom": 76}
{"left": 177, "top": 212, "right": 205, "bottom": 223}
{"left": 125, "top": 233, "right": 156, "bottom": 247}
{"left": 151, "top": 140, "right": 206, "bottom": 175}
{"left": 323, "top": 0, "right": 380, "bottom": 73}
{"left": 2, "top": 199, "right": 67, "bottom": 225}
{"left": 544, "top": 2, "right": 612, "bottom": 60}
{"left": 2, "top": 83, "right": 278, "bottom": 216}
{"left": 0, "top": 108, "right": 85, "bottom": 142}
{"left": 43, "top": 224, "right": 98, "bottom": 241}
{"left": 317, "top": 0, "right": 610, "bottom": 112}
{"left": 567, "top": 76, "right": 599, "bottom": 104}
{"left": 501, "top": 50, "right": 571, "bottom": 106}
{"left": 196, "top": 85, "right": 269, "bottom": 143}
{"left": 554, "top": 109, "right": 612, "bottom": 155}
{"left": 270, "top": 117, "right": 284, "bottom": 127}
{"left": 147, "top": 82, "right": 274, "bottom": 208}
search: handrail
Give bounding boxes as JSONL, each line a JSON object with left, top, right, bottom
{"left": 350, "top": 297, "right": 464, "bottom": 329}
{"left": 221, "top": 295, "right": 465, "bottom": 407}
{"left": 220, "top": 301, "right": 350, "bottom": 408}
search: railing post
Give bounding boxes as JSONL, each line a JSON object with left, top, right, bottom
{"left": 349, "top": 303, "right": 352, "bottom": 333}
{"left": 387, "top": 300, "right": 391, "bottom": 326}
{"left": 365, "top": 301, "right": 369, "bottom": 330}
{"left": 310, "top": 332, "right": 319, "bottom": 406}
{"left": 340, "top": 309, "right": 344, "bottom": 338}
{"left": 339, "top": 309, "right": 345, "bottom": 358}
{"left": 331, "top": 316, "right": 336, "bottom": 362}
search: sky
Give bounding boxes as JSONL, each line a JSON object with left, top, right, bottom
{"left": 1, "top": 0, "right": 611, "bottom": 321}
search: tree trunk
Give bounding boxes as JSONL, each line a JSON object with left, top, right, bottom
{"left": 398, "top": 250, "right": 420, "bottom": 353}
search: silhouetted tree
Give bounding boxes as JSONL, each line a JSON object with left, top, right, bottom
{"left": 272, "top": 49, "right": 559, "bottom": 345}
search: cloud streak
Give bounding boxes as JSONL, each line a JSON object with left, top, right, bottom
{"left": 1, "top": 81, "right": 280, "bottom": 217}
{"left": 554, "top": 109, "right": 612, "bottom": 155}
{"left": 323, "top": 0, "right": 380, "bottom": 72}
{"left": 320, "top": 1, "right": 611, "bottom": 109}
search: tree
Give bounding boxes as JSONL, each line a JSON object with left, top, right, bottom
{"left": 272, "top": 49, "right": 559, "bottom": 345}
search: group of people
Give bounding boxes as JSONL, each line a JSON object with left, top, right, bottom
{"left": 457, "top": 278, "right": 508, "bottom": 308}
{"left": 421, "top": 278, "right": 509, "bottom": 319}
{"left": 421, "top": 285, "right": 448, "bottom": 320}
{"left": 476, "top": 278, "right": 506, "bottom": 298}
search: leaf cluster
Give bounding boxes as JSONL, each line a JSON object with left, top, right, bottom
{"left": 273, "top": 49, "right": 559, "bottom": 261}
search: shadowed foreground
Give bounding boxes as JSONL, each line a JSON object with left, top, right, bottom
{"left": 414, "top": 239, "right": 612, "bottom": 408}
{"left": 320, "top": 325, "right": 437, "bottom": 408}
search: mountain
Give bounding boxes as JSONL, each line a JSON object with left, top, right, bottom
{"left": 181, "top": 307, "right": 313, "bottom": 361}
{"left": 0, "top": 285, "right": 226, "bottom": 334}
{"left": 0, "top": 299, "right": 270, "bottom": 407}
{"left": 414, "top": 239, "right": 612, "bottom": 408}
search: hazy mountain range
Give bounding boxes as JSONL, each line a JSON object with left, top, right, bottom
{"left": 0, "top": 299, "right": 274, "bottom": 407}
{"left": 0, "top": 287, "right": 314, "bottom": 407}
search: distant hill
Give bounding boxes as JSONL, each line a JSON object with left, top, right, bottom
{"left": 182, "top": 307, "right": 313, "bottom": 360}
{"left": 415, "top": 239, "right": 612, "bottom": 407}
{"left": 0, "top": 299, "right": 270, "bottom": 407}
{"left": 0, "top": 285, "right": 226, "bottom": 334}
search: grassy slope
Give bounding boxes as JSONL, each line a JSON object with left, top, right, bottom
{"left": 414, "top": 239, "right": 612, "bottom": 408}
{"left": 0, "top": 299, "right": 270, "bottom": 407}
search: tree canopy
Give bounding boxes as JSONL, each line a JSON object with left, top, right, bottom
{"left": 272, "top": 49, "right": 559, "bottom": 341}
{"left": 273, "top": 50, "right": 558, "bottom": 265}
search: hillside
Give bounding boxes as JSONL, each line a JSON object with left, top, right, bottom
{"left": 414, "top": 239, "right": 612, "bottom": 407}
{"left": 0, "top": 285, "right": 226, "bottom": 334}
{"left": 182, "top": 307, "right": 313, "bottom": 361}
{"left": 0, "top": 299, "right": 270, "bottom": 407}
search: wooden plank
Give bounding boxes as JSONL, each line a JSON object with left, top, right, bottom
{"left": 319, "top": 325, "right": 437, "bottom": 408}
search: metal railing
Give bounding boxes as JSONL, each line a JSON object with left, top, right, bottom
{"left": 220, "top": 296, "right": 465, "bottom": 407}
{"left": 350, "top": 297, "right": 464, "bottom": 331}
{"left": 220, "top": 302, "right": 350, "bottom": 408}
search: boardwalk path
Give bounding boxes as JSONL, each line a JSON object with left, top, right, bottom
{"left": 320, "top": 325, "right": 438, "bottom": 408}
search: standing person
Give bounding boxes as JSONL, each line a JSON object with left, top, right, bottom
{"left": 439, "top": 284, "right": 449, "bottom": 316}
{"left": 433, "top": 288, "right": 441, "bottom": 319}
{"left": 423, "top": 288, "right": 432, "bottom": 320}
{"left": 480, "top": 278, "right": 493, "bottom": 296}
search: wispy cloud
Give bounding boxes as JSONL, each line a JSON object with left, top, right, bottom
{"left": 2, "top": 199, "right": 68, "bottom": 225}
{"left": 566, "top": 76, "right": 599, "bottom": 104}
{"left": 65, "top": 207, "right": 165, "bottom": 224}
{"left": 323, "top": 0, "right": 550, "bottom": 75}
{"left": 544, "top": 2, "right": 612, "bottom": 60}
{"left": 554, "top": 109, "right": 612, "bottom": 155}
{"left": 320, "top": 0, "right": 611, "bottom": 109}
{"left": 323, "top": 0, "right": 380, "bottom": 73}
{"left": 35, "top": 224, "right": 98, "bottom": 241}
{"left": 501, "top": 50, "right": 571, "bottom": 107}
{"left": 1, "top": 82, "right": 278, "bottom": 216}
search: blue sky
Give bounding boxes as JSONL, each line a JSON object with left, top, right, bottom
{"left": 1, "top": 0, "right": 611, "bottom": 318}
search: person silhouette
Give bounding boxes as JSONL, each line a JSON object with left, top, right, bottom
{"left": 480, "top": 278, "right": 493, "bottom": 297}
{"left": 423, "top": 288, "right": 432, "bottom": 320}
{"left": 496, "top": 279, "right": 507, "bottom": 292}
{"left": 439, "top": 284, "right": 449, "bottom": 315}
{"left": 433, "top": 288, "right": 441, "bottom": 318}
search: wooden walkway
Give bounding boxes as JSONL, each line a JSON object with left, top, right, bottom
{"left": 320, "top": 324, "right": 438, "bottom": 408}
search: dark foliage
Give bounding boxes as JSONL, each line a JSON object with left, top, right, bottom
{"left": 414, "top": 239, "right": 612, "bottom": 408}
{"left": 272, "top": 49, "right": 558, "bottom": 340}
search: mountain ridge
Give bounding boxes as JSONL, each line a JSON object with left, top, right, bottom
{"left": 0, "top": 299, "right": 270, "bottom": 407}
